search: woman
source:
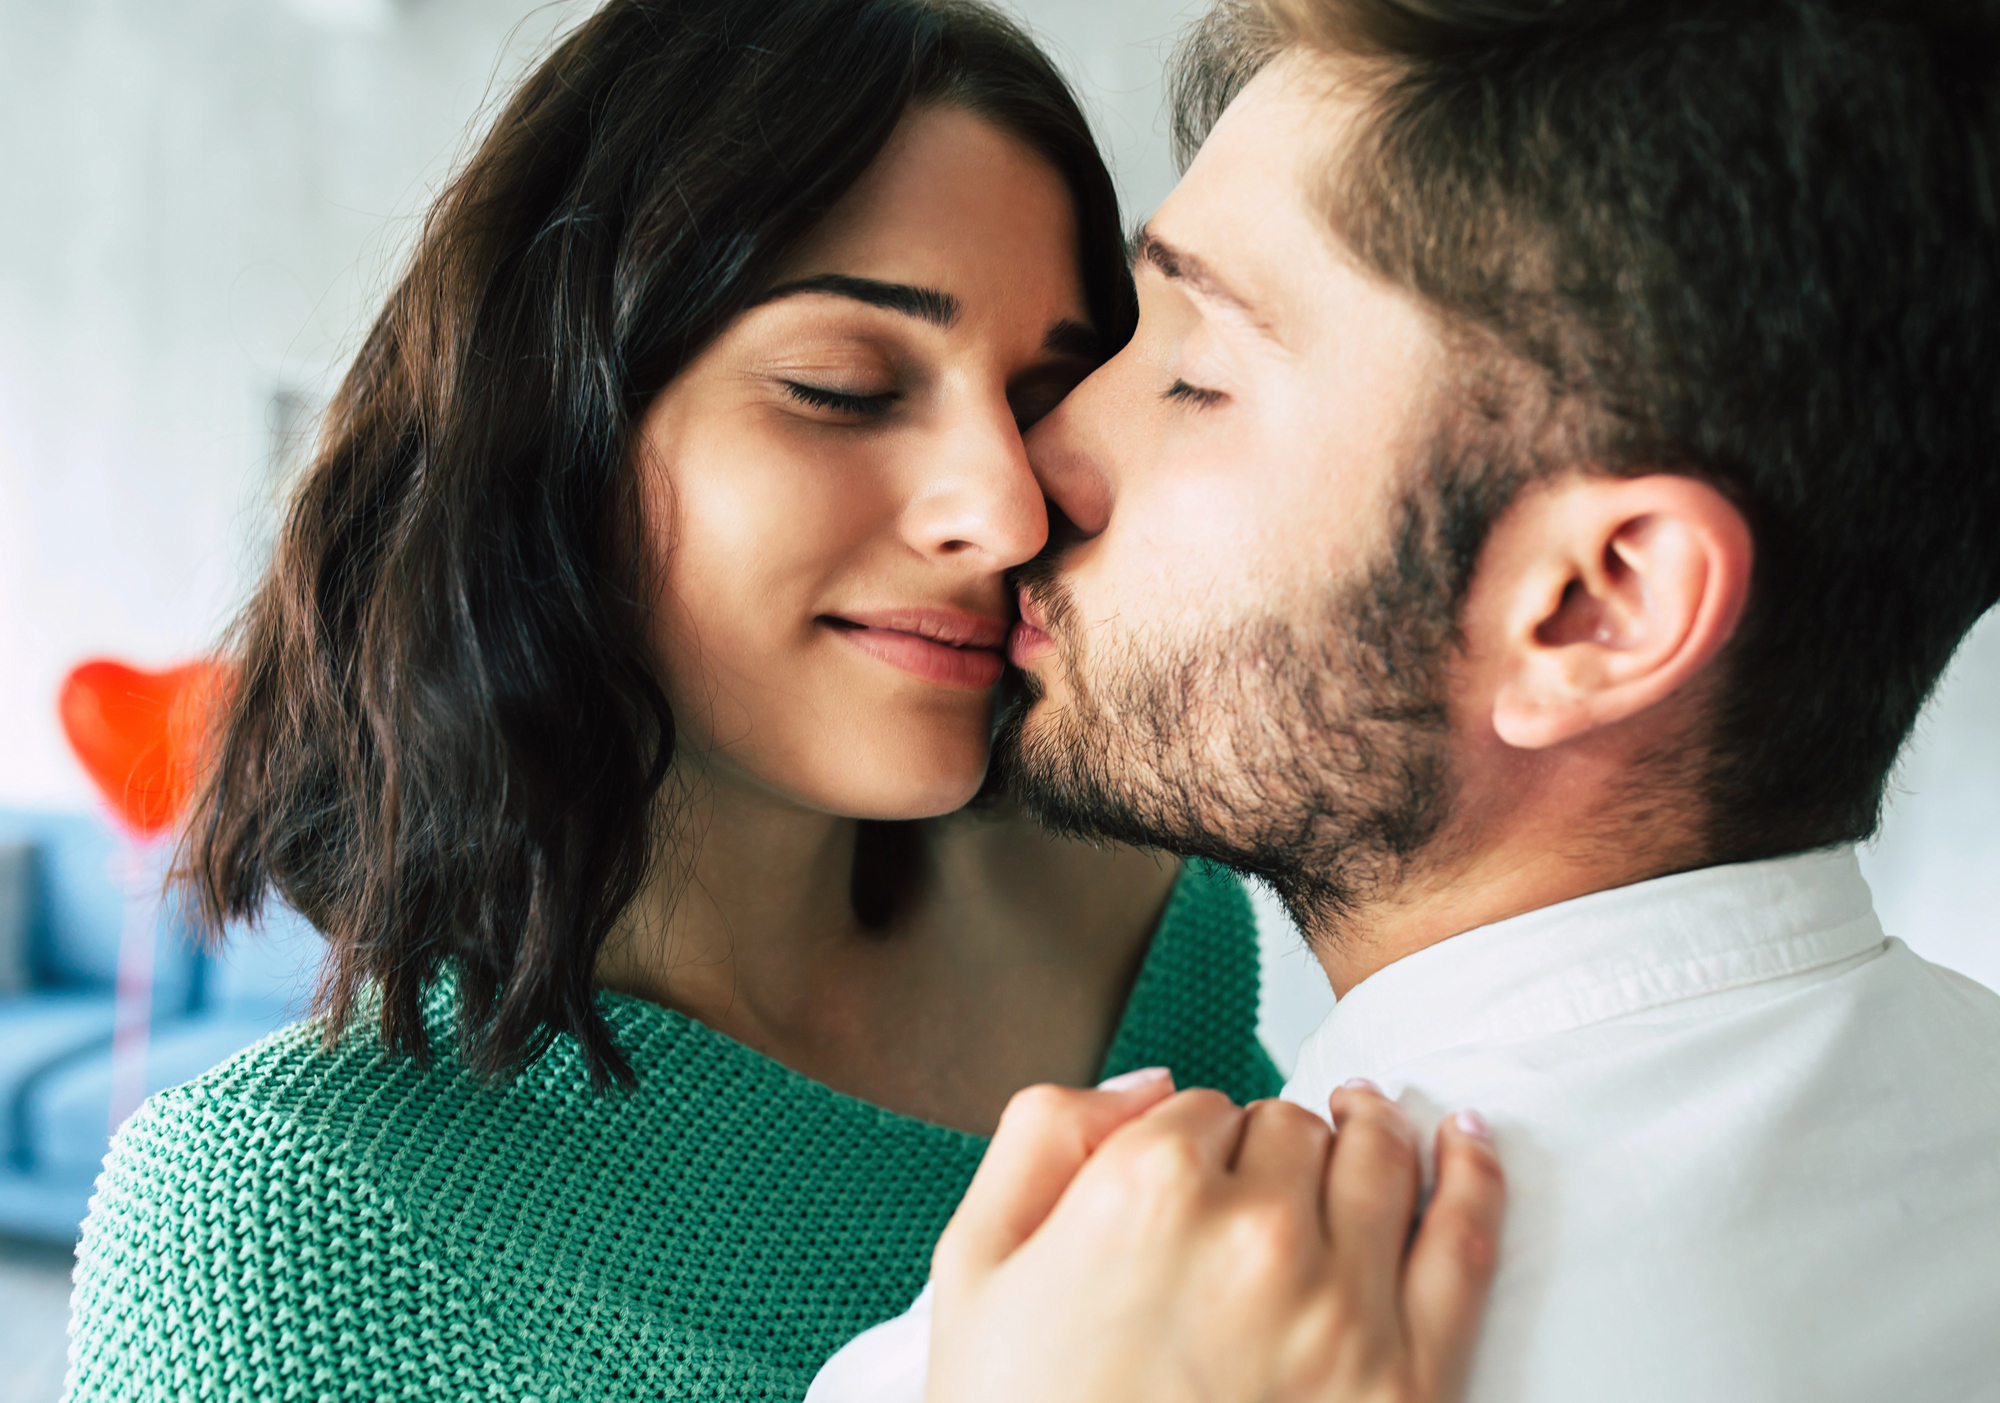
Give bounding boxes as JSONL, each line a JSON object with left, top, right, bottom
{"left": 66, "top": 4, "right": 1275, "bottom": 1399}
{"left": 65, "top": 3, "right": 1483, "bottom": 1399}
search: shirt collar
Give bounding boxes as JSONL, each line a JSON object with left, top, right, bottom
{"left": 1289, "top": 846, "right": 1885, "bottom": 1086}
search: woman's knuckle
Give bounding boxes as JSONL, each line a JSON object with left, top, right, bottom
{"left": 1225, "top": 1199, "right": 1312, "bottom": 1274}
{"left": 1454, "top": 1141, "right": 1507, "bottom": 1191}
{"left": 1256, "top": 1098, "right": 1330, "bottom": 1141}
{"left": 1343, "top": 1111, "right": 1419, "bottom": 1172}
{"left": 1445, "top": 1217, "right": 1502, "bottom": 1275}
{"left": 1121, "top": 1132, "right": 1209, "bottom": 1199}
{"left": 929, "top": 1227, "right": 966, "bottom": 1277}
{"left": 1176, "top": 1087, "right": 1237, "bottom": 1119}
{"left": 1304, "top": 1293, "right": 1357, "bottom": 1352}
{"left": 1000, "top": 1082, "right": 1073, "bottom": 1131}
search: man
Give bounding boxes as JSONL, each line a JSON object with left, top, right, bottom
{"left": 812, "top": 0, "right": 2000, "bottom": 1399}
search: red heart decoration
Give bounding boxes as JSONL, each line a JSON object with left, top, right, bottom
{"left": 58, "top": 659, "right": 232, "bottom": 838}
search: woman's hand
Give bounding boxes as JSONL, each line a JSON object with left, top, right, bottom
{"left": 927, "top": 1074, "right": 1504, "bottom": 1403}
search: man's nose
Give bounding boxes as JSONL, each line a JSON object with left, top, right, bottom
{"left": 1024, "top": 360, "right": 1119, "bottom": 539}
{"left": 899, "top": 402, "right": 1048, "bottom": 570}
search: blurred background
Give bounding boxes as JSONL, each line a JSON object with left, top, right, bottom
{"left": 1, "top": 1, "right": 1995, "bottom": 1396}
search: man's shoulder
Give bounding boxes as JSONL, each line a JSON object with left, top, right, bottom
{"left": 1444, "top": 931, "right": 2000, "bottom": 1166}
{"left": 1902, "top": 941, "right": 2000, "bottom": 1026}
{"left": 1451, "top": 938, "right": 2000, "bottom": 1402}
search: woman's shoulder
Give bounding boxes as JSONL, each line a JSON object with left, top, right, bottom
{"left": 86, "top": 987, "right": 660, "bottom": 1213}
{"left": 66, "top": 993, "right": 989, "bottom": 1400}
{"left": 1103, "top": 859, "right": 1284, "bottom": 1104}
{"left": 67, "top": 1019, "right": 557, "bottom": 1401}
{"left": 72, "top": 1012, "right": 494, "bottom": 1310}
{"left": 69, "top": 1004, "right": 633, "bottom": 1401}
{"left": 122, "top": 1002, "right": 497, "bottom": 1161}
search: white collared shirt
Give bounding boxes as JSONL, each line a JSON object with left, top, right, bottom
{"left": 809, "top": 848, "right": 2000, "bottom": 1403}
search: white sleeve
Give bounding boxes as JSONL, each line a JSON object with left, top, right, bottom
{"left": 804, "top": 1282, "right": 934, "bottom": 1403}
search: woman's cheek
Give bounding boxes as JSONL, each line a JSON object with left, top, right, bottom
{"left": 649, "top": 437, "right": 863, "bottom": 741}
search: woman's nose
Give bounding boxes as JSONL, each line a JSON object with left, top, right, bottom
{"left": 899, "top": 402, "right": 1049, "bottom": 570}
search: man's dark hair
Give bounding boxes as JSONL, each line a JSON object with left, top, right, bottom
{"left": 184, "top": 0, "right": 1134, "bottom": 1088}
{"left": 1175, "top": 0, "right": 2000, "bottom": 863}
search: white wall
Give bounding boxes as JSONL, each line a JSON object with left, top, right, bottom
{"left": 1, "top": 0, "right": 1993, "bottom": 1054}
{"left": 1859, "top": 610, "right": 2000, "bottom": 989}
{"left": 0, "top": 0, "right": 582, "bottom": 808}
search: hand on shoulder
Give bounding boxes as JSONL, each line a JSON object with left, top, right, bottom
{"left": 926, "top": 1071, "right": 1504, "bottom": 1403}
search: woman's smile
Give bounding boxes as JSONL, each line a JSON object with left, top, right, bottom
{"left": 634, "top": 104, "right": 1092, "bottom": 819}
{"left": 822, "top": 606, "right": 1011, "bottom": 690}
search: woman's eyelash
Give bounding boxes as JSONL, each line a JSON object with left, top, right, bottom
{"left": 1164, "top": 379, "right": 1225, "bottom": 408}
{"left": 783, "top": 381, "right": 899, "bottom": 416}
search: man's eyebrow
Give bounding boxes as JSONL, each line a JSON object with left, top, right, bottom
{"left": 755, "top": 273, "right": 961, "bottom": 328}
{"left": 1042, "top": 318, "right": 1101, "bottom": 360}
{"left": 1131, "top": 226, "right": 1257, "bottom": 319}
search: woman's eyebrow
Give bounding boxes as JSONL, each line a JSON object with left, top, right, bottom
{"left": 755, "top": 273, "right": 960, "bottom": 328}
{"left": 1042, "top": 318, "right": 1100, "bottom": 360}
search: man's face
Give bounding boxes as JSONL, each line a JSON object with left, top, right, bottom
{"left": 999, "top": 55, "right": 1463, "bottom": 930}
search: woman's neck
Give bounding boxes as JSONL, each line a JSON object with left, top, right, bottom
{"left": 597, "top": 763, "right": 873, "bottom": 1040}
{"left": 594, "top": 758, "right": 1180, "bottom": 1134}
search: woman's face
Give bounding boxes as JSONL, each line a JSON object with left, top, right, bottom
{"left": 636, "top": 105, "right": 1096, "bottom": 819}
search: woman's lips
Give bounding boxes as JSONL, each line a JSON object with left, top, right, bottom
{"left": 1008, "top": 587, "right": 1056, "bottom": 667}
{"left": 823, "top": 608, "right": 1009, "bottom": 691}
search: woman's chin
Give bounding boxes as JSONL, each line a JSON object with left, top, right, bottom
{"left": 808, "top": 739, "right": 992, "bottom": 822}
{"left": 838, "top": 772, "right": 989, "bottom": 822}
{"left": 679, "top": 700, "right": 998, "bottom": 821}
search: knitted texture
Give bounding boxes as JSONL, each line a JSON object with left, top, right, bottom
{"left": 65, "top": 860, "right": 1280, "bottom": 1402}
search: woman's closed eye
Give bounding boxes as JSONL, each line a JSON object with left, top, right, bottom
{"left": 783, "top": 380, "right": 901, "bottom": 418}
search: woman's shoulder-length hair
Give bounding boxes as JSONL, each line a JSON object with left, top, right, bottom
{"left": 184, "top": 0, "right": 1136, "bottom": 1088}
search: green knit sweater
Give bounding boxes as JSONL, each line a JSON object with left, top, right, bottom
{"left": 65, "top": 861, "right": 1279, "bottom": 1402}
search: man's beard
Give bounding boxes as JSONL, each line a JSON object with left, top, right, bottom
{"left": 991, "top": 484, "right": 1471, "bottom": 946}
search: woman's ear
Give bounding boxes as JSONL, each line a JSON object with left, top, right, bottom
{"left": 1469, "top": 474, "right": 1754, "bottom": 751}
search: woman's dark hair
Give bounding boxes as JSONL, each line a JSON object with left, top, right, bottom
{"left": 184, "top": 0, "right": 1135, "bottom": 1088}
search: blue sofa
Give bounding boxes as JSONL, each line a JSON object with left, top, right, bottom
{"left": 0, "top": 808, "right": 321, "bottom": 1242}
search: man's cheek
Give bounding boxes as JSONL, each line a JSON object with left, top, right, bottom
{"left": 1121, "top": 487, "right": 1273, "bottom": 605}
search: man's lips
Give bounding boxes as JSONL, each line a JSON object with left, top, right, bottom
{"left": 1008, "top": 586, "right": 1056, "bottom": 667}
{"left": 822, "top": 607, "right": 1010, "bottom": 690}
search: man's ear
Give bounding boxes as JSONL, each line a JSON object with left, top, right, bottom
{"left": 1469, "top": 474, "right": 1753, "bottom": 751}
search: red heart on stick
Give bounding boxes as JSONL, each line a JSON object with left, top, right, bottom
{"left": 58, "top": 659, "right": 232, "bottom": 839}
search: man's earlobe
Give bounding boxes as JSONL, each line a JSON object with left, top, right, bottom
{"left": 1482, "top": 475, "right": 1753, "bottom": 751}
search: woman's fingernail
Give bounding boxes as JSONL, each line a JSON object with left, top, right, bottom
{"left": 1098, "top": 1066, "right": 1174, "bottom": 1092}
{"left": 1453, "top": 1108, "right": 1493, "bottom": 1143}
{"left": 1342, "top": 1077, "right": 1382, "bottom": 1093}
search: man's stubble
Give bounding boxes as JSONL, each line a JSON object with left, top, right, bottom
{"left": 992, "top": 474, "right": 1477, "bottom": 946}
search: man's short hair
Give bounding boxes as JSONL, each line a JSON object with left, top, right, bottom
{"left": 1175, "top": 0, "right": 2000, "bottom": 861}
